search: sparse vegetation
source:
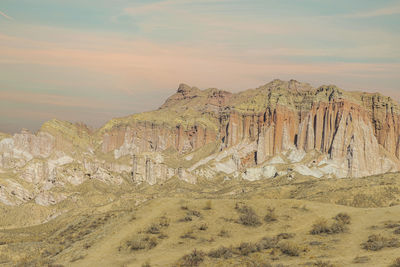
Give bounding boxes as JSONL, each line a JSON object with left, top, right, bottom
{"left": 180, "top": 229, "right": 196, "bottom": 239}
{"left": 203, "top": 200, "right": 212, "bottom": 210}
{"left": 314, "top": 260, "right": 335, "bottom": 267}
{"left": 177, "top": 249, "right": 205, "bottom": 267}
{"left": 123, "top": 235, "right": 158, "bottom": 251}
{"left": 236, "top": 204, "right": 261, "bottom": 227}
{"left": 353, "top": 256, "right": 370, "bottom": 264}
{"left": 264, "top": 206, "right": 278, "bottom": 223}
{"left": 333, "top": 212, "right": 351, "bottom": 225}
{"left": 279, "top": 241, "right": 306, "bottom": 256}
{"left": 390, "top": 258, "right": 400, "bottom": 267}
{"left": 208, "top": 246, "right": 234, "bottom": 259}
{"left": 310, "top": 216, "right": 347, "bottom": 235}
{"left": 237, "top": 242, "right": 260, "bottom": 256}
{"left": 198, "top": 223, "right": 208, "bottom": 231}
{"left": 361, "top": 234, "right": 399, "bottom": 251}
{"left": 218, "top": 229, "right": 230, "bottom": 238}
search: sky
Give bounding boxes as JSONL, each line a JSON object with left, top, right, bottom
{"left": 0, "top": 0, "right": 399, "bottom": 133}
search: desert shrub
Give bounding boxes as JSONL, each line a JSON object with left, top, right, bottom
{"left": 279, "top": 241, "right": 306, "bottom": 256}
{"left": 236, "top": 242, "right": 260, "bottom": 256}
{"left": 310, "top": 218, "right": 347, "bottom": 235}
{"left": 183, "top": 216, "right": 193, "bottom": 222}
{"left": 198, "top": 223, "right": 208, "bottom": 231}
{"left": 390, "top": 258, "right": 400, "bottom": 267}
{"left": 333, "top": 212, "right": 351, "bottom": 225}
{"left": 329, "top": 221, "right": 346, "bottom": 234}
{"left": 146, "top": 223, "right": 161, "bottom": 234}
{"left": 218, "top": 229, "right": 230, "bottom": 238}
{"left": 158, "top": 216, "right": 170, "bottom": 227}
{"left": 204, "top": 200, "right": 212, "bottom": 210}
{"left": 277, "top": 233, "right": 295, "bottom": 240}
{"left": 256, "top": 236, "right": 278, "bottom": 250}
{"left": 125, "top": 235, "right": 158, "bottom": 251}
{"left": 352, "top": 256, "right": 369, "bottom": 263}
{"left": 310, "top": 218, "right": 331, "bottom": 235}
{"left": 264, "top": 207, "right": 278, "bottom": 223}
{"left": 237, "top": 205, "right": 261, "bottom": 227}
{"left": 158, "top": 233, "right": 169, "bottom": 239}
{"left": 187, "top": 209, "right": 202, "bottom": 217}
{"left": 394, "top": 227, "right": 400, "bottom": 235}
{"left": 177, "top": 249, "right": 205, "bottom": 267}
{"left": 141, "top": 261, "right": 151, "bottom": 267}
{"left": 180, "top": 230, "right": 196, "bottom": 239}
{"left": 361, "top": 234, "right": 399, "bottom": 251}
{"left": 181, "top": 205, "right": 189, "bottom": 210}
{"left": 314, "top": 260, "right": 335, "bottom": 267}
{"left": 208, "top": 246, "right": 234, "bottom": 259}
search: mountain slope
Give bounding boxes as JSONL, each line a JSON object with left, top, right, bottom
{"left": 1, "top": 79, "right": 400, "bottom": 208}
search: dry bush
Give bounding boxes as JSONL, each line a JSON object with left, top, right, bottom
{"left": 208, "top": 246, "right": 234, "bottom": 259}
{"left": 390, "top": 258, "right": 400, "bottom": 267}
{"left": 277, "top": 233, "right": 295, "bottom": 240}
{"left": 353, "top": 256, "right": 369, "bottom": 264}
{"left": 310, "top": 218, "right": 331, "bottom": 235}
{"left": 204, "top": 200, "right": 212, "bottom": 210}
{"left": 218, "top": 229, "right": 230, "bottom": 238}
{"left": 187, "top": 209, "right": 202, "bottom": 217}
{"left": 146, "top": 223, "right": 161, "bottom": 234}
{"left": 177, "top": 249, "right": 205, "bottom": 267}
{"left": 314, "top": 260, "right": 335, "bottom": 267}
{"left": 279, "top": 241, "right": 306, "bottom": 256}
{"left": 198, "top": 223, "right": 208, "bottom": 231}
{"left": 158, "top": 216, "right": 170, "bottom": 227}
{"left": 236, "top": 242, "right": 260, "bottom": 256}
{"left": 179, "top": 215, "right": 193, "bottom": 222}
{"left": 384, "top": 221, "right": 400, "bottom": 229}
{"left": 264, "top": 207, "right": 278, "bottom": 223}
{"left": 180, "top": 230, "right": 196, "bottom": 239}
{"left": 256, "top": 236, "right": 278, "bottom": 250}
{"left": 124, "top": 235, "right": 158, "bottom": 251}
{"left": 141, "top": 261, "right": 151, "bottom": 267}
{"left": 333, "top": 212, "right": 351, "bottom": 225}
{"left": 236, "top": 205, "right": 261, "bottom": 227}
{"left": 329, "top": 221, "right": 346, "bottom": 234}
{"left": 394, "top": 227, "right": 400, "bottom": 235}
{"left": 310, "top": 218, "right": 347, "bottom": 235}
{"left": 362, "top": 234, "right": 399, "bottom": 251}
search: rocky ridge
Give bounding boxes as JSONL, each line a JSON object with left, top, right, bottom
{"left": 1, "top": 79, "right": 400, "bottom": 206}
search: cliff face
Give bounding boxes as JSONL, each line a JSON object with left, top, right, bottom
{"left": 1, "top": 79, "right": 400, "bottom": 206}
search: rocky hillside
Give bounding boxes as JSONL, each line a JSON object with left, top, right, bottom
{"left": 1, "top": 79, "right": 400, "bottom": 207}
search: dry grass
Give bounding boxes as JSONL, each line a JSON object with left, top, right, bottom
{"left": 310, "top": 214, "right": 348, "bottom": 235}
{"left": 264, "top": 206, "right": 278, "bottom": 223}
{"left": 361, "top": 234, "right": 400, "bottom": 251}
{"left": 390, "top": 258, "right": 400, "bottom": 267}
{"left": 279, "top": 241, "right": 307, "bottom": 256}
{"left": 176, "top": 249, "right": 205, "bottom": 267}
{"left": 236, "top": 204, "right": 261, "bottom": 227}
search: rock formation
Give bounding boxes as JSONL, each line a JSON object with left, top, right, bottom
{"left": 1, "top": 79, "right": 400, "bottom": 206}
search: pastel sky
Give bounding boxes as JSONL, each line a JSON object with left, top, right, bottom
{"left": 1, "top": 0, "right": 399, "bottom": 133}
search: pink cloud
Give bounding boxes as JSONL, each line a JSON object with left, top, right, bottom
{"left": 0, "top": 10, "right": 13, "bottom": 20}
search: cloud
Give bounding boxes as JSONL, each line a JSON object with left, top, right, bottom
{"left": 343, "top": 4, "right": 400, "bottom": 18}
{"left": 0, "top": 10, "right": 13, "bottom": 20}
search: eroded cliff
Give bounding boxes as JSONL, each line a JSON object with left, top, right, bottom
{"left": 1, "top": 79, "right": 400, "bottom": 206}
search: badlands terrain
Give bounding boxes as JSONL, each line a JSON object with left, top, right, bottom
{"left": 1, "top": 79, "right": 400, "bottom": 266}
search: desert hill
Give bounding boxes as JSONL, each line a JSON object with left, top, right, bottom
{"left": 1, "top": 80, "right": 400, "bottom": 266}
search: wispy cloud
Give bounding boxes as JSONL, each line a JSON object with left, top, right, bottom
{"left": 0, "top": 10, "right": 13, "bottom": 20}
{"left": 344, "top": 4, "right": 400, "bottom": 18}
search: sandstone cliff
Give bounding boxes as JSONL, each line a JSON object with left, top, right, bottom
{"left": 1, "top": 79, "right": 400, "bottom": 206}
